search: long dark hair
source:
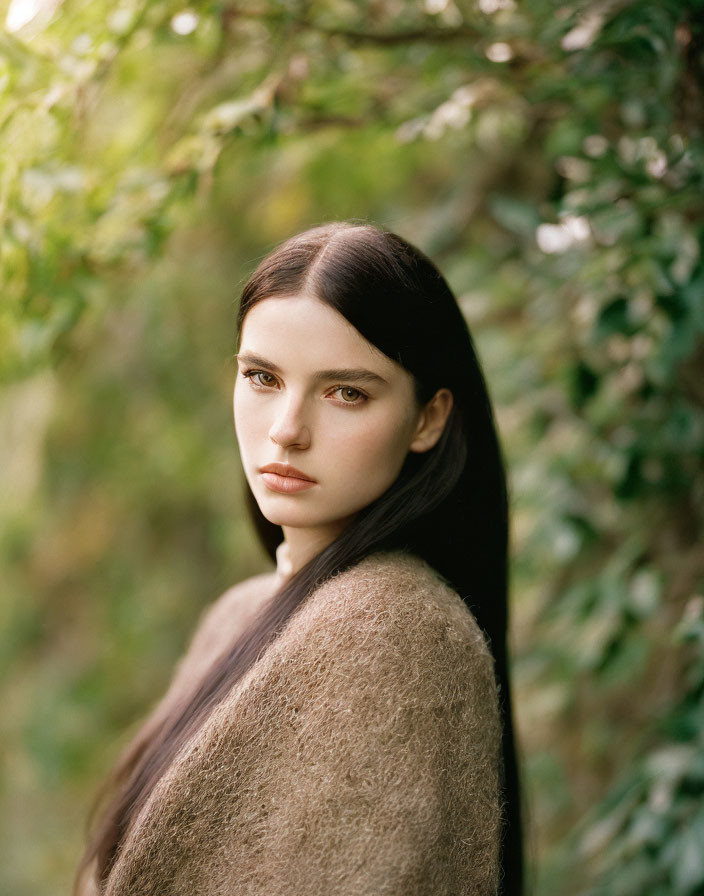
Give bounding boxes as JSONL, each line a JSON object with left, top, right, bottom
{"left": 75, "top": 221, "right": 524, "bottom": 894}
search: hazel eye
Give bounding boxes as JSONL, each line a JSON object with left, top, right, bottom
{"left": 242, "top": 370, "right": 277, "bottom": 388}
{"left": 333, "top": 386, "right": 367, "bottom": 404}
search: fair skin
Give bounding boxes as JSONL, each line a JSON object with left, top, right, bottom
{"left": 233, "top": 293, "right": 453, "bottom": 577}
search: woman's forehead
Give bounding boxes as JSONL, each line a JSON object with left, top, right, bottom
{"left": 239, "top": 294, "right": 398, "bottom": 375}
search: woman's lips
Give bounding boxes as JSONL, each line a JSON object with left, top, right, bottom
{"left": 261, "top": 472, "right": 317, "bottom": 494}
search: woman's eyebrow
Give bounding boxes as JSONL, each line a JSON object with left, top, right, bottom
{"left": 235, "top": 352, "right": 389, "bottom": 386}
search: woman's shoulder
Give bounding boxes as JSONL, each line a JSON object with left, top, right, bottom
{"left": 306, "top": 549, "right": 494, "bottom": 664}
{"left": 166, "top": 568, "right": 279, "bottom": 698}
{"left": 192, "top": 566, "right": 279, "bottom": 642}
{"left": 278, "top": 549, "right": 499, "bottom": 727}
{"left": 197, "top": 567, "right": 279, "bottom": 636}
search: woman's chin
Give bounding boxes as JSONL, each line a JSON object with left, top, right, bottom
{"left": 257, "top": 502, "right": 319, "bottom": 529}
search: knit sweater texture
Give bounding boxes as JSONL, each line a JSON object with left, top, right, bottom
{"left": 80, "top": 549, "right": 503, "bottom": 895}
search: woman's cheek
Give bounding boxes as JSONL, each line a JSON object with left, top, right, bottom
{"left": 235, "top": 389, "right": 264, "bottom": 438}
{"left": 343, "top": 415, "right": 408, "bottom": 478}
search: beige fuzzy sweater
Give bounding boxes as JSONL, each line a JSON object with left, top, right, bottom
{"left": 81, "top": 550, "right": 503, "bottom": 895}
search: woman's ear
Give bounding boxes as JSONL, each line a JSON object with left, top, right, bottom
{"left": 409, "top": 388, "right": 454, "bottom": 453}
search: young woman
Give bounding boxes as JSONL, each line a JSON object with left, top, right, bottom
{"left": 74, "top": 221, "right": 524, "bottom": 895}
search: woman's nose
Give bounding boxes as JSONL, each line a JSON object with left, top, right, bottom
{"left": 268, "top": 397, "right": 311, "bottom": 449}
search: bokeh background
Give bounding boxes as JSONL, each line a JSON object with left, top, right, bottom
{"left": 1, "top": 0, "right": 703, "bottom": 893}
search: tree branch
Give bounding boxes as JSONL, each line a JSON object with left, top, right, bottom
{"left": 225, "top": 6, "right": 484, "bottom": 46}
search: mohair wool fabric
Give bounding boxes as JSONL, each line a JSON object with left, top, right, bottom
{"left": 81, "top": 549, "right": 503, "bottom": 895}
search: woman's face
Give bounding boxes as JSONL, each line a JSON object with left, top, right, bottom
{"left": 233, "top": 293, "right": 427, "bottom": 544}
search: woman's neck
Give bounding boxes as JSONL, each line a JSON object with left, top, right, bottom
{"left": 278, "top": 519, "right": 353, "bottom": 579}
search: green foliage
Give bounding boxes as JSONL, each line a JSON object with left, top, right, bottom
{"left": 1, "top": 0, "right": 703, "bottom": 893}
{"left": 576, "top": 601, "right": 704, "bottom": 896}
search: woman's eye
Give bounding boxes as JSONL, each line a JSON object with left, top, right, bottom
{"left": 243, "top": 370, "right": 277, "bottom": 388}
{"left": 332, "top": 386, "right": 367, "bottom": 405}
